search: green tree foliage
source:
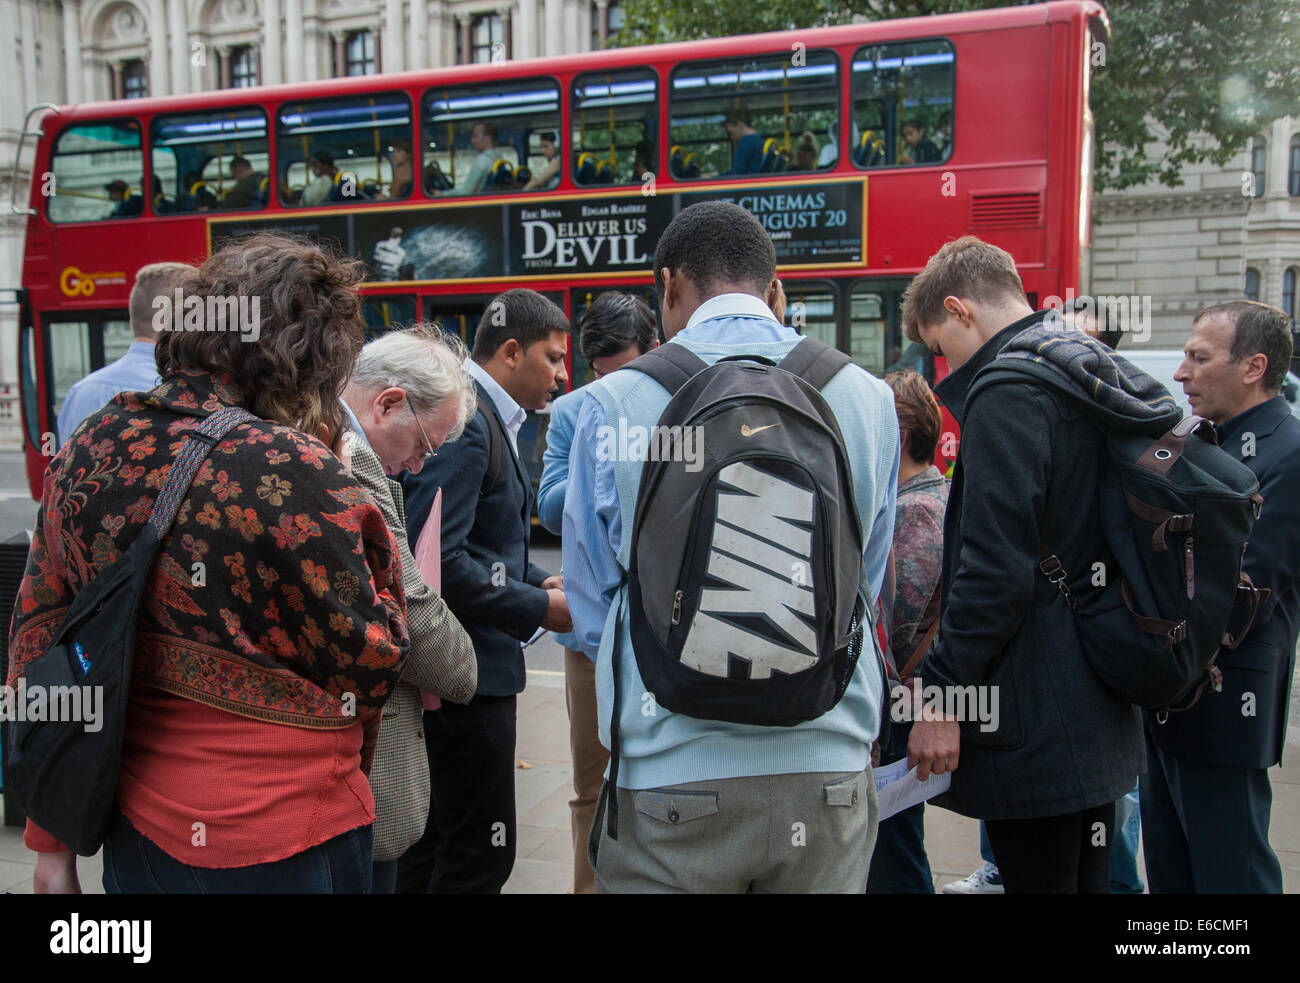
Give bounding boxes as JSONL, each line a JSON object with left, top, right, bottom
{"left": 613, "top": 0, "right": 1300, "bottom": 191}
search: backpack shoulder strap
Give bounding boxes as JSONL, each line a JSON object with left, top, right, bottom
{"left": 148, "top": 406, "right": 257, "bottom": 538}
{"left": 778, "top": 336, "right": 852, "bottom": 391}
{"left": 479, "top": 405, "right": 505, "bottom": 497}
{"left": 625, "top": 344, "right": 709, "bottom": 397}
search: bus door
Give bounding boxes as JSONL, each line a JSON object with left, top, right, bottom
{"left": 39, "top": 310, "right": 134, "bottom": 447}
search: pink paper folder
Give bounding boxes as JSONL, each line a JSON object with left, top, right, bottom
{"left": 412, "top": 488, "right": 443, "bottom": 711}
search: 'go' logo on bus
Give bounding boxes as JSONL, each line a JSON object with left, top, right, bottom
{"left": 60, "top": 266, "right": 127, "bottom": 298}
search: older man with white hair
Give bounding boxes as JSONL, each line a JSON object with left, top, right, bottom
{"left": 339, "top": 325, "right": 480, "bottom": 893}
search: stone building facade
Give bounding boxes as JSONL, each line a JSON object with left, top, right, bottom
{"left": 1089, "top": 116, "right": 1299, "bottom": 351}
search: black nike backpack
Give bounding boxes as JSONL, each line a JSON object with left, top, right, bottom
{"left": 969, "top": 362, "right": 1267, "bottom": 713}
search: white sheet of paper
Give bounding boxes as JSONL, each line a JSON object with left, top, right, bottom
{"left": 874, "top": 756, "right": 951, "bottom": 822}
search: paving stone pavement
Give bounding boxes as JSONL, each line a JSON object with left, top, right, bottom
{"left": 3, "top": 664, "right": 1297, "bottom": 894}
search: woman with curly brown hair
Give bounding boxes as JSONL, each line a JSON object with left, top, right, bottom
{"left": 11, "top": 233, "right": 410, "bottom": 893}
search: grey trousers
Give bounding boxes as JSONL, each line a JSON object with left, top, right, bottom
{"left": 589, "top": 769, "right": 877, "bottom": 894}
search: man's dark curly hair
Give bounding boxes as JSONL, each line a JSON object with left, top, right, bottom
{"left": 653, "top": 200, "right": 776, "bottom": 300}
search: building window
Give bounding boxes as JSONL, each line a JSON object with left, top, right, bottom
{"left": 1289, "top": 134, "right": 1300, "bottom": 197}
{"left": 1245, "top": 267, "right": 1261, "bottom": 301}
{"left": 1250, "top": 136, "right": 1266, "bottom": 197}
{"left": 1284, "top": 267, "right": 1297, "bottom": 323}
{"left": 471, "top": 13, "right": 503, "bottom": 63}
{"left": 231, "top": 46, "right": 258, "bottom": 88}
{"left": 123, "top": 59, "right": 148, "bottom": 99}
{"left": 344, "top": 30, "right": 376, "bottom": 76}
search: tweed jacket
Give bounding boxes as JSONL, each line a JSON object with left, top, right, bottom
{"left": 8, "top": 372, "right": 410, "bottom": 773}
{"left": 348, "top": 436, "right": 476, "bottom": 861}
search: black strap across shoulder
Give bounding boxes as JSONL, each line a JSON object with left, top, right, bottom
{"left": 149, "top": 406, "right": 257, "bottom": 537}
{"left": 627, "top": 343, "right": 708, "bottom": 397}
{"left": 777, "top": 336, "right": 852, "bottom": 391}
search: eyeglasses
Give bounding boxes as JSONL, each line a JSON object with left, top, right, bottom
{"left": 407, "top": 400, "right": 437, "bottom": 460}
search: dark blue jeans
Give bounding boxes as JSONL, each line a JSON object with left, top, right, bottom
{"left": 865, "top": 719, "right": 935, "bottom": 893}
{"left": 103, "top": 809, "right": 373, "bottom": 893}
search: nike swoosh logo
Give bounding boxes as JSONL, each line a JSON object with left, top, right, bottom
{"left": 740, "top": 423, "right": 780, "bottom": 437}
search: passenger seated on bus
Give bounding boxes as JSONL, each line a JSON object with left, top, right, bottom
{"left": 900, "top": 118, "right": 941, "bottom": 165}
{"left": 388, "top": 138, "right": 414, "bottom": 198}
{"left": 151, "top": 175, "right": 174, "bottom": 214}
{"left": 105, "top": 179, "right": 143, "bottom": 218}
{"left": 219, "top": 156, "right": 266, "bottom": 209}
{"left": 634, "top": 139, "right": 655, "bottom": 179}
{"left": 302, "top": 151, "right": 337, "bottom": 205}
{"left": 192, "top": 183, "right": 219, "bottom": 212}
{"left": 523, "top": 132, "right": 561, "bottom": 191}
{"left": 722, "top": 112, "right": 765, "bottom": 174}
{"left": 935, "top": 111, "right": 953, "bottom": 156}
{"left": 793, "top": 131, "right": 819, "bottom": 171}
{"left": 437, "top": 122, "right": 506, "bottom": 196}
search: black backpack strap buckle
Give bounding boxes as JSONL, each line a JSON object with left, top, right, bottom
{"left": 1038, "top": 549, "right": 1077, "bottom": 610}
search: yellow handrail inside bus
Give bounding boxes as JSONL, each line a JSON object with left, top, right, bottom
{"left": 370, "top": 97, "right": 381, "bottom": 185}
{"left": 445, "top": 91, "right": 455, "bottom": 184}
{"left": 896, "top": 61, "right": 905, "bottom": 164}
{"left": 299, "top": 104, "right": 309, "bottom": 172}
{"left": 782, "top": 63, "right": 790, "bottom": 155}
{"left": 607, "top": 75, "right": 616, "bottom": 167}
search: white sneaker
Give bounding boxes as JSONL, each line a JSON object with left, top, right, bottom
{"left": 942, "top": 862, "right": 1005, "bottom": 894}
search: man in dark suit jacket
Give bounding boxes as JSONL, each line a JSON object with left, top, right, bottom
{"left": 1144, "top": 300, "right": 1300, "bottom": 893}
{"left": 396, "top": 289, "right": 572, "bottom": 894}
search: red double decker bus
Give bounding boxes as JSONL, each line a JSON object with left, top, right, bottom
{"left": 11, "top": 1, "right": 1107, "bottom": 499}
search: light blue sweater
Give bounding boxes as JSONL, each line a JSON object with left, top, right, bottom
{"left": 562, "top": 309, "right": 900, "bottom": 790}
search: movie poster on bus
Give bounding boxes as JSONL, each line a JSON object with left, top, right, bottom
{"left": 680, "top": 181, "right": 866, "bottom": 266}
{"left": 505, "top": 195, "right": 671, "bottom": 277}
{"left": 352, "top": 205, "right": 505, "bottom": 283}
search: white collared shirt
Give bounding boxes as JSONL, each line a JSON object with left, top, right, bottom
{"left": 678, "top": 292, "right": 784, "bottom": 341}
{"left": 464, "top": 357, "right": 527, "bottom": 453}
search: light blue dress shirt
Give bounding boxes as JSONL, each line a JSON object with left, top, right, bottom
{"left": 562, "top": 301, "right": 900, "bottom": 789}
{"left": 57, "top": 341, "right": 161, "bottom": 447}
{"left": 538, "top": 386, "right": 587, "bottom": 654}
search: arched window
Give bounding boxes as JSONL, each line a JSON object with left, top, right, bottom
{"left": 1251, "top": 136, "right": 1267, "bottom": 197}
{"left": 1245, "top": 267, "right": 1261, "bottom": 301}
{"left": 1284, "top": 267, "right": 1297, "bottom": 323}
{"left": 1290, "top": 134, "right": 1300, "bottom": 197}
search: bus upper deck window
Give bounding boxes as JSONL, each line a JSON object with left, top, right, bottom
{"left": 422, "top": 78, "right": 561, "bottom": 196}
{"left": 277, "top": 93, "right": 414, "bottom": 206}
{"left": 668, "top": 50, "right": 839, "bottom": 180}
{"left": 151, "top": 108, "right": 270, "bottom": 214}
{"left": 571, "top": 70, "right": 658, "bottom": 187}
{"left": 49, "top": 122, "right": 144, "bottom": 223}
{"left": 851, "top": 40, "right": 954, "bottom": 169}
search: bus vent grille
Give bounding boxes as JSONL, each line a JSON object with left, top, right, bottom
{"left": 970, "top": 192, "right": 1041, "bottom": 228}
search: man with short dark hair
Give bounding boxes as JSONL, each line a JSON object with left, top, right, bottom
{"left": 441, "top": 122, "right": 506, "bottom": 196}
{"left": 565, "top": 201, "right": 899, "bottom": 893}
{"left": 397, "top": 289, "right": 571, "bottom": 894}
{"left": 219, "top": 156, "right": 265, "bottom": 209}
{"left": 1143, "top": 300, "right": 1300, "bottom": 893}
{"left": 904, "top": 235, "right": 1166, "bottom": 894}
{"left": 537, "top": 291, "right": 657, "bottom": 894}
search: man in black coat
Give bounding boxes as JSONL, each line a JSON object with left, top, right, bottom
{"left": 903, "top": 236, "right": 1162, "bottom": 893}
{"left": 396, "top": 289, "right": 572, "bottom": 893}
{"left": 1142, "top": 300, "right": 1300, "bottom": 893}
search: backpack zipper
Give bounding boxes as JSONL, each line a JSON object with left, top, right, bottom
{"left": 1184, "top": 536, "right": 1195, "bottom": 600}
{"left": 671, "top": 590, "right": 683, "bottom": 626}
